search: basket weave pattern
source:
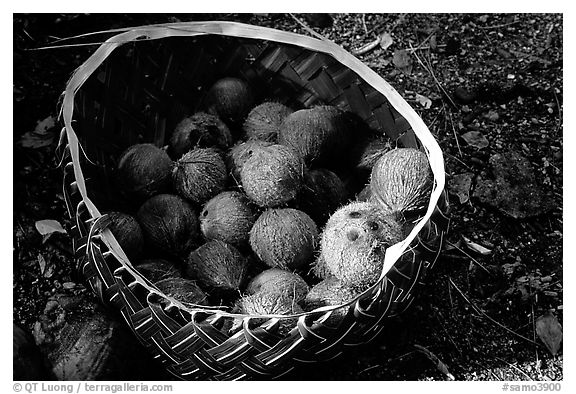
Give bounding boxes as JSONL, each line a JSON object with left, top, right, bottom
{"left": 59, "top": 23, "right": 449, "bottom": 380}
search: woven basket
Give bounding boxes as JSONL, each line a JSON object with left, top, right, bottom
{"left": 57, "top": 21, "right": 450, "bottom": 380}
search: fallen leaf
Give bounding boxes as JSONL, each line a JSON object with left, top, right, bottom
{"left": 35, "top": 220, "right": 67, "bottom": 243}
{"left": 19, "top": 115, "right": 57, "bottom": 148}
{"left": 392, "top": 49, "right": 413, "bottom": 74}
{"left": 379, "top": 32, "right": 394, "bottom": 50}
{"left": 448, "top": 172, "right": 473, "bottom": 204}
{"left": 461, "top": 131, "right": 489, "bottom": 149}
{"left": 462, "top": 236, "right": 492, "bottom": 255}
{"left": 535, "top": 312, "right": 563, "bottom": 356}
{"left": 37, "top": 254, "right": 46, "bottom": 275}
{"left": 415, "top": 93, "right": 432, "bottom": 109}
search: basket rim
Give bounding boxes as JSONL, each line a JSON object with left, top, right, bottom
{"left": 60, "top": 20, "right": 447, "bottom": 318}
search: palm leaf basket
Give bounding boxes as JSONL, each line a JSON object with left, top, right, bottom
{"left": 57, "top": 21, "right": 450, "bottom": 380}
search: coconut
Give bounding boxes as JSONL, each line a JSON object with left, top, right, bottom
{"left": 172, "top": 147, "right": 228, "bottom": 205}
{"left": 134, "top": 259, "right": 182, "bottom": 283}
{"left": 136, "top": 194, "right": 200, "bottom": 258}
{"left": 303, "top": 277, "right": 362, "bottom": 327}
{"left": 168, "top": 112, "right": 233, "bottom": 159}
{"left": 105, "top": 211, "right": 144, "bottom": 261}
{"left": 232, "top": 291, "right": 303, "bottom": 335}
{"left": 356, "top": 138, "right": 392, "bottom": 173}
{"left": 240, "top": 144, "right": 303, "bottom": 207}
{"left": 246, "top": 268, "right": 309, "bottom": 302}
{"left": 186, "top": 240, "right": 249, "bottom": 294}
{"left": 278, "top": 105, "right": 349, "bottom": 167}
{"left": 200, "top": 191, "right": 256, "bottom": 248}
{"left": 226, "top": 139, "right": 273, "bottom": 183}
{"left": 249, "top": 208, "right": 318, "bottom": 270}
{"left": 116, "top": 143, "right": 173, "bottom": 201}
{"left": 370, "top": 148, "right": 433, "bottom": 215}
{"left": 298, "top": 168, "right": 348, "bottom": 226}
{"left": 243, "top": 101, "right": 294, "bottom": 142}
{"left": 154, "top": 277, "right": 208, "bottom": 306}
{"left": 319, "top": 201, "right": 407, "bottom": 290}
{"left": 205, "top": 77, "right": 255, "bottom": 128}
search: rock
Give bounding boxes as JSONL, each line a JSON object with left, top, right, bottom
{"left": 473, "top": 150, "right": 552, "bottom": 219}
{"left": 454, "top": 86, "right": 477, "bottom": 104}
{"left": 33, "top": 294, "right": 169, "bottom": 380}
{"left": 448, "top": 172, "right": 474, "bottom": 204}
{"left": 14, "top": 323, "right": 54, "bottom": 380}
{"left": 461, "top": 131, "right": 489, "bottom": 149}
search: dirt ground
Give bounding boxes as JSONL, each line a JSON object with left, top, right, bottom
{"left": 13, "top": 13, "right": 563, "bottom": 381}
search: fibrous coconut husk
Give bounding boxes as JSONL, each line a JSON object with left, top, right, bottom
{"left": 320, "top": 201, "right": 406, "bottom": 290}
{"left": 172, "top": 147, "right": 228, "bottom": 206}
{"left": 134, "top": 259, "right": 182, "bottom": 283}
{"left": 226, "top": 139, "right": 273, "bottom": 184}
{"left": 240, "top": 144, "right": 303, "bottom": 207}
{"left": 298, "top": 168, "right": 348, "bottom": 226}
{"left": 200, "top": 191, "right": 257, "bottom": 248}
{"left": 186, "top": 240, "right": 249, "bottom": 294}
{"left": 205, "top": 77, "right": 255, "bottom": 129}
{"left": 168, "top": 112, "right": 233, "bottom": 159}
{"left": 105, "top": 211, "right": 144, "bottom": 261}
{"left": 246, "top": 268, "right": 309, "bottom": 303}
{"left": 278, "top": 105, "right": 349, "bottom": 168}
{"left": 243, "top": 101, "right": 294, "bottom": 142}
{"left": 154, "top": 277, "right": 209, "bottom": 307}
{"left": 303, "top": 277, "right": 362, "bottom": 327}
{"left": 370, "top": 148, "right": 433, "bottom": 216}
{"left": 116, "top": 143, "right": 173, "bottom": 201}
{"left": 249, "top": 208, "right": 318, "bottom": 270}
{"left": 136, "top": 194, "right": 200, "bottom": 259}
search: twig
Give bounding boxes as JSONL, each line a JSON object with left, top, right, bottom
{"left": 448, "top": 278, "right": 541, "bottom": 347}
{"left": 414, "top": 344, "right": 455, "bottom": 381}
{"left": 351, "top": 37, "right": 381, "bottom": 56}
{"left": 361, "top": 14, "right": 368, "bottom": 35}
{"left": 288, "top": 13, "right": 328, "bottom": 41}
{"left": 447, "top": 109, "right": 463, "bottom": 157}
{"left": 446, "top": 241, "right": 491, "bottom": 275}
{"left": 493, "top": 355, "right": 533, "bottom": 380}
{"left": 406, "top": 44, "right": 446, "bottom": 53}
{"left": 553, "top": 89, "right": 562, "bottom": 133}
{"left": 410, "top": 43, "right": 457, "bottom": 108}
{"left": 478, "top": 20, "right": 521, "bottom": 30}
{"left": 433, "top": 308, "right": 463, "bottom": 355}
{"left": 509, "top": 49, "right": 552, "bottom": 65}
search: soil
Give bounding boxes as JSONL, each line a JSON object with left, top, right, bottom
{"left": 13, "top": 13, "right": 563, "bottom": 381}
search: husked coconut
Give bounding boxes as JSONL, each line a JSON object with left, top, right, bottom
{"left": 246, "top": 268, "right": 309, "bottom": 302}
{"left": 240, "top": 144, "right": 303, "bottom": 207}
{"left": 186, "top": 240, "right": 249, "bottom": 294}
{"left": 205, "top": 77, "right": 255, "bottom": 129}
{"left": 370, "top": 148, "right": 433, "bottom": 215}
{"left": 200, "top": 191, "right": 257, "bottom": 248}
{"left": 136, "top": 194, "right": 200, "bottom": 258}
{"left": 169, "top": 112, "right": 233, "bottom": 159}
{"left": 117, "top": 143, "right": 173, "bottom": 201}
{"left": 172, "top": 147, "right": 228, "bottom": 205}
{"left": 250, "top": 208, "right": 318, "bottom": 270}
{"left": 243, "top": 101, "right": 293, "bottom": 142}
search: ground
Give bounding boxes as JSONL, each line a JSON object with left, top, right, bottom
{"left": 13, "top": 13, "right": 563, "bottom": 381}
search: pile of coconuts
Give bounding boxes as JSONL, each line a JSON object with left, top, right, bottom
{"left": 106, "top": 76, "right": 434, "bottom": 334}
